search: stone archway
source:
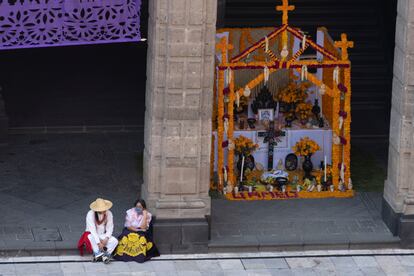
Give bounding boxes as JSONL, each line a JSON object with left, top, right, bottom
{"left": 382, "top": 0, "right": 414, "bottom": 248}
{"left": 142, "top": 0, "right": 217, "bottom": 252}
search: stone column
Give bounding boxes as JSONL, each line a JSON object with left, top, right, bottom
{"left": 142, "top": 0, "right": 217, "bottom": 253}
{"left": 382, "top": 0, "right": 414, "bottom": 247}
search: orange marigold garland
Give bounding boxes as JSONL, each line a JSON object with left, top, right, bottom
{"left": 343, "top": 67, "right": 352, "bottom": 187}
{"left": 227, "top": 69, "right": 236, "bottom": 186}
{"left": 217, "top": 68, "right": 225, "bottom": 191}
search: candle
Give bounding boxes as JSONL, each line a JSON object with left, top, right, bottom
{"left": 224, "top": 166, "right": 228, "bottom": 182}
{"left": 240, "top": 155, "right": 245, "bottom": 182}
{"left": 302, "top": 34, "right": 306, "bottom": 50}
{"left": 275, "top": 101, "right": 279, "bottom": 119}
{"left": 324, "top": 155, "right": 327, "bottom": 182}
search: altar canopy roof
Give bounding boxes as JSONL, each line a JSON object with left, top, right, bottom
{"left": 0, "top": 0, "right": 141, "bottom": 50}
{"left": 218, "top": 0, "right": 354, "bottom": 70}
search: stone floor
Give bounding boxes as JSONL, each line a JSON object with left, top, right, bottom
{"left": 0, "top": 133, "right": 143, "bottom": 255}
{"left": 210, "top": 193, "right": 399, "bottom": 251}
{"left": 2, "top": 249, "right": 414, "bottom": 275}
{"left": 0, "top": 133, "right": 398, "bottom": 256}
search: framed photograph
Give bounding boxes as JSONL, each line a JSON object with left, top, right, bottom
{"left": 258, "top": 109, "right": 274, "bottom": 122}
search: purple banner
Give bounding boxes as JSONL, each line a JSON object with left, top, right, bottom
{"left": 0, "top": 0, "right": 141, "bottom": 50}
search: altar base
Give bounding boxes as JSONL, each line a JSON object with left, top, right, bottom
{"left": 225, "top": 190, "right": 354, "bottom": 201}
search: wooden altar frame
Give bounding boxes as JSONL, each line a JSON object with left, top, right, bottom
{"left": 212, "top": 0, "right": 354, "bottom": 199}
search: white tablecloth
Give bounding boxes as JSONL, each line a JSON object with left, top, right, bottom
{"left": 213, "top": 127, "right": 332, "bottom": 171}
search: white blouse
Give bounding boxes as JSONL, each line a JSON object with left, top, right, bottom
{"left": 124, "top": 208, "right": 152, "bottom": 230}
{"left": 85, "top": 210, "right": 114, "bottom": 243}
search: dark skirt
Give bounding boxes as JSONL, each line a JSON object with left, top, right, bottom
{"left": 114, "top": 228, "right": 160, "bottom": 263}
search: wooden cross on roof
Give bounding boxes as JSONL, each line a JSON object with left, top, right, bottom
{"left": 334, "top": 33, "right": 354, "bottom": 61}
{"left": 276, "top": 0, "right": 295, "bottom": 25}
{"left": 216, "top": 37, "right": 234, "bottom": 65}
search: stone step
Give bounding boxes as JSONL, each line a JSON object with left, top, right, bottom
{"left": 208, "top": 235, "right": 401, "bottom": 253}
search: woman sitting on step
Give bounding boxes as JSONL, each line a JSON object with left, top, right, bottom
{"left": 114, "top": 199, "right": 160, "bottom": 263}
{"left": 78, "top": 198, "right": 118, "bottom": 264}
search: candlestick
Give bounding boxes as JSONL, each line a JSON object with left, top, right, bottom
{"left": 324, "top": 155, "right": 327, "bottom": 182}
{"left": 240, "top": 155, "right": 245, "bottom": 183}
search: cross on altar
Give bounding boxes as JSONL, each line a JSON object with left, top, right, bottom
{"left": 334, "top": 33, "right": 354, "bottom": 61}
{"left": 258, "top": 123, "right": 286, "bottom": 170}
{"left": 276, "top": 0, "right": 295, "bottom": 25}
{"left": 216, "top": 37, "right": 234, "bottom": 64}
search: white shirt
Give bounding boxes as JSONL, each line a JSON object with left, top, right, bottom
{"left": 85, "top": 210, "right": 114, "bottom": 244}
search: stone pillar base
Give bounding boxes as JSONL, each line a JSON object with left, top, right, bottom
{"left": 153, "top": 217, "right": 210, "bottom": 254}
{"left": 399, "top": 215, "right": 414, "bottom": 248}
{"left": 382, "top": 197, "right": 402, "bottom": 236}
{"left": 382, "top": 197, "right": 414, "bottom": 248}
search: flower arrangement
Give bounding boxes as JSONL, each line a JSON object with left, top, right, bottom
{"left": 234, "top": 135, "right": 259, "bottom": 156}
{"left": 245, "top": 169, "right": 263, "bottom": 182}
{"left": 292, "top": 137, "right": 321, "bottom": 156}
{"left": 295, "top": 102, "right": 312, "bottom": 122}
{"left": 276, "top": 81, "right": 310, "bottom": 104}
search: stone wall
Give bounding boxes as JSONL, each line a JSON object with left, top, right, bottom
{"left": 383, "top": 0, "right": 414, "bottom": 247}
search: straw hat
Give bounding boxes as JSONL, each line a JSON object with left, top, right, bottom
{"left": 90, "top": 198, "right": 113, "bottom": 212}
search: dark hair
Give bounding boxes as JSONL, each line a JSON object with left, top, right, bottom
{"left": 134, "top": 199, "right": 146, "bottom": 209}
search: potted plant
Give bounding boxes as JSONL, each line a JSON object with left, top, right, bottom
{"left": 276, "top": 81, "right": 310, "bottom": 112}
{"left": 292, "top": 137, "right": 321, "bottom": 180}
{"left": 234, "top": 135, "right": 259, "bottom": 184}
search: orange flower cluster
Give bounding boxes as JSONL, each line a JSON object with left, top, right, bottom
{"left": 295, "top": 102, "right": 313, "bottom": 121}
{"left": 234, "top": 135, "right": 259, "bottom": 156}
{"left": 292, "top": 137, "right": 321, "bottom": 156}
{"left": 277, "top": 82, "right": 310, "bottom": 104}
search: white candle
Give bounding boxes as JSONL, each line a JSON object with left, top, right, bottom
{"left": 324, "top": 155, "right": 327, "bottom": 182}
{"left": 240, "top": 155, "right": 245, "bottom": 182}
{"left": 302, "top": 34, "right": 306, "bottom": 50}
{"left": 275, "top": 101, "right": 279, "bottom": 119}
{"left": 224, "top": 166, "right": 228, "bottom": 182}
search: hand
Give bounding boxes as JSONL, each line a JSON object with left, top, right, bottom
{"left": 100, "top": 238, "right": 109, "bottom": 246}
{"left": 98, "top": 243, "right": 104, "bottom": 251}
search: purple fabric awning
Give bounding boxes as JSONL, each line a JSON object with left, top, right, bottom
{"left": 0, "top": 0, "right": 141, "bottom": 50}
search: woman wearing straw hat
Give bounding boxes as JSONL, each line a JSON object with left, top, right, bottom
{"left": 80, "top": 198, "right": 118, "bottom": 264}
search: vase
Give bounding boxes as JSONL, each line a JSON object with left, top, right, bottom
{"left": 302, "top": 154, "right": 313, "bottom": 180}
{"left": 237, "top": 154, "right": 255, "bottom": 182}
{"left": 285, "top": 116, "right": 294, "bottom": 128}
{"left": 279, "top": 102, "right": 288, "bottom": 113}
